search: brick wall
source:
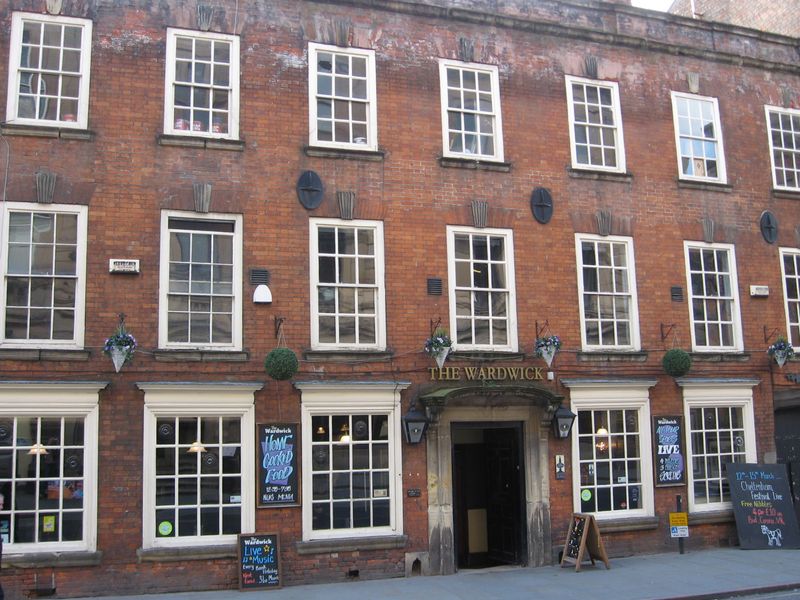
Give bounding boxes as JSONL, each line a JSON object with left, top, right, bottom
{"left": 669, "top": 0, "right": 800, "bottom": 37}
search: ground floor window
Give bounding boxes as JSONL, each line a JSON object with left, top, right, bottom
{"left": 563, "top": 379, "right": 656, "bottom": 520}
{"left": 139, "top": 382, "right": 259, "bottom": 549}
{"left": 296, "top": 381, "right": 409, "bottom": 541}
{"left": 680, "top": 380, "right": 757, "bottom": 513}
{"left": 0, "top": 382, "right": 103, "bottom": 553}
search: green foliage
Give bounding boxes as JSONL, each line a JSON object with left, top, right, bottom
{"left": 264, "top": 347, "right": 299, "bottom": 381}
{"left": 662, "top": 348, "right": 692, "bottom": 377}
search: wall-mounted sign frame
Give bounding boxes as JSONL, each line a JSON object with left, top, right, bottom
{"left": 257, "top": 423, "right": 300, "bottom": 507}
{"left": 652, "top": 415, "right": 686, "bottom": 487}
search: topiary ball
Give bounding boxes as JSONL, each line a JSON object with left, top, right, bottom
{"left": 662, "top": 348, "right": 692, "bottom": 377}
{"left": 264, "top": 347, "right": 299, "bottom": 381}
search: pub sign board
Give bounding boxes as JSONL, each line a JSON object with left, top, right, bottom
{"left": 652, "top": 416, "right": 685, "bottom": 487}
{"left": 238, "top": 533, "right": 281, "bottom": 590}
{"left": 726, "top": 463, "right": 800, "bottom": 549}
{"left": 257, "top": 423, "right": 299, "bottom": 507}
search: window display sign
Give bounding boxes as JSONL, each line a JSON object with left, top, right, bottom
{"left": 726, "top": 463, "right": 800, "bottom": 549}
{"left": 257, "top": 423, "right": 299, "bottom": 507}
{"left": 238, "top": 533, "right": 281, "bottom": 590}
{"left": 652, "top": 416, "right": 685, "bottom": 487}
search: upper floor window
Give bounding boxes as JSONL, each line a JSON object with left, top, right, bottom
{"left": 575, "top": 235, "right": 640, "bottom": 351}
{"left": 565, "top": 75, "right": 626, "bottom": 173}
{"left": 438, "top": 60, "right": 504, "bottom": 162}
{"left": 0, "top": 381, "right": 104, "bottom": 554}
{"left": 0, "top": 203, "right": 87, "bottom": 349}
{"left": 158, "top": 211, "right": 243, "bottom": 350}
{"left": 683, "top": 242, "right": 742, "bottom": 352}
{"left": 6, "top": 13, "right": 93, "bottom": 129}
{"left": 164, "top": 28, "right": 240, "bottom": 139}
{"left": 308, "top": 43, "right": 377, "bottom": 151}
{"left": 671, "top": 92, "right": 726, "bottom": 183}
{"left": 309, "top": 219, "right": 386, "bottom": 351}
{"left": 780, "top": 248, "right": 800, "bottom": 346}
{"left": 139, "top": 383, "right": 258, "bottom": 549}
{"left": 446, "top": 226, "right": 517, "bottom": 351}
{"left": 765, "top": 105, "right": 800, "bottom": 191}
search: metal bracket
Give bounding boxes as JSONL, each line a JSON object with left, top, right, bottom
{"left": 274, "top": 316, "right": 285, "bottom": 340}
{"left": 536, "top": 320, "right": 550, "bottom": 339}
{"left": 660, "top": 323, "right": 675, "bottom": 342}
{"left": 764, "top": 326, "right": 779, "bottom": 344}
{"left": 429, "top": 317, "right": 442, "bottom": 337}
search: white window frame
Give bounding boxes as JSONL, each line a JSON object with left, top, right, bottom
{"left": 309, "top": 218, "right": 386, "bottom": 351}
{"left": 565, "top": 75, "right": 626, "bottom": 174}
{"left": 780, "top": 247, "right": 800, "bottom": 346}
{"left": 139, "top": 382, "right": 259, "bottom": 550}
{"left": 670, "top": 92, "right": 727, "bottom": 184}
{"left": 765, "top": 105, "right": 800, "bottom": 192}
{"left": 683, "top": 241, "right": 743, "bottom": 353}
{"left": 0, "top": 202, "right": 88, "bottom": 349}
{"left": 564, "top": 380, "right": 656, "bottom": 521}
{"left": 6, "top": 12, "right": 92, "bottom": 129}
{"left": 0, "top": 381, "right": 104, "bottom": 554}
{"left": 295, "top": 381, "right": 408, "bottom": 542}
{"left": 438, "top": 59, "right": 505, "bottom": 162}
{"left": 163, "top": 28, "right": 240, "bottom": 139}
{"left": 680, "top": 380, "right": 758, "bottom": 514}
{"left": 446, "top": 225, "right": 518, "bottom": 352}
{"left": 158, "top": 210, "right": 243, "bottom": 351}
{"left": 308, "top": 43, "right": 378, "bottom": 151}
{"left": 574, "top": 234, "right": 641, "bottom": 351}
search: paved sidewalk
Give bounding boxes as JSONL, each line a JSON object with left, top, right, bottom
{"left": 72, "top": 548, "right": 800, "bottom": 600}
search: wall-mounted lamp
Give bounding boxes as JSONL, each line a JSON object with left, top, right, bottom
{"left": 402, "top": 400, "right": 429, "bottom": 444}
{"left": 339, "top": 423, "right": 351, "bottom": 443}
{"left": 187, "top": 440, "right": 207, "bottom": 453}
{"left": 552, "top": 405, "right": 577, "bottom": 439}
{"left": 253, "top": 284, "right": 272, "bottom": 303}
{"left": 28, "top": 442, "right": 49, "bottom": 455}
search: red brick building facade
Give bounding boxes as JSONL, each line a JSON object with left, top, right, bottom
{"left": 0, "top": 0, "right": 799, "bottom": 597}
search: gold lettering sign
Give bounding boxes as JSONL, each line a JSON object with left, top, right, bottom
{"left": 429, "top": 366, "right": 544, "bottom": 381}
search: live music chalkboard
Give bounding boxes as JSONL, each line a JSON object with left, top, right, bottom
{"left": 238, "top": 533, "right": 281, "bottom": 590}
{"left": 726, "top": 463, "right": 800, "bottom": 549}
{"left": 652, "top": 416, "right": 686, "bottom": 487}
{"left": 258, "top": 423, "right": 299, "bottom": 507}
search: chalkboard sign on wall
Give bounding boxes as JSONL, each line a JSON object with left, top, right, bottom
{"left": 238, "top": 533, "right": 281, "bottom": 590}
{"left": 726, "top": 463, "right": 800, "bottom": 549}
{"left": 652, "top": 416, "right": 686, "bottom": 487}
{"left": 258, "top": 423, "right": 299, "bottom": 507}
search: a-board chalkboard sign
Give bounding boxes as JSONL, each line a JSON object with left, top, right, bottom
{"left": 652, "top": 416, "right": 686, "bottom": 487}
{"left": 257, "top": 423, "right": 299, "bottom": 507}
{"left": 726, "top": 463, "right": 800, "bottom": 549}
{"left": 560, "top": 513, "right": 610, "bottom": 572}
{"left": 238, "top": 533, "right": 281, "bottom": 590}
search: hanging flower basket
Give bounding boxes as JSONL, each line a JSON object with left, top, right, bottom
{"left": 768, "top": 337, "right": 795, "bottom": 368}
{"left": 663, "top": 348, "right": 692, "bottom": 377}
{"left": 535, "top": 335, "right": 561, "bottom": 368}
{"left": 425, "top": 327, "right": 453, "bottom": 368}
{"left": 264, "top": 347, "right": 299, "bottom": 381}
{"left": 103, "top": 318, "right": 137, "bottom": 373}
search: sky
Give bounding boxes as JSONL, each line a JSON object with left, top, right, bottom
{"left": 630, "top": 0, "right": 674, "bottom": 11}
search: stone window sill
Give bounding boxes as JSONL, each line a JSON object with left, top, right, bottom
{"left": 576, "top": 351, "right": 648, "bottom": 363}
{"left": 771, "top": 189, "right": 800, "bottom": 200}
{"left": 303, "top": 350, "right": 394, "bottom": 363}
{"left": 567, "top": 167, "right": 633, "bottom": 183}
{"left": 0, "top": 348, "right": 91, "bottom": 361}
{"left": 137, "top": 544, "right": 237, "bottom": 563}
{"left": 595, "top": 516, "right": 659, "bottom": 533}
{"left": 688, "top": 510, "right": 734, "bottom": 525}
{"left": 157, "top": 134, "right": 245, "bottom": 151}
{"left": 0, "top": 123, "right": 94, "bottom": 141}
{"left": 295, "top": 534, "right": 407, "bottom": 555}
{"left": 438, "top": 156, "right": 512, "bottom": 172}
{"left": 4, "top": 551, "right": 102, "bottom": 568}
{"left": 689, "top": 352, "right": 750, "bottom": 363}
{"left": 449, "top": 351, "right": 525, "bottom": 362}
{"left": 677, "top": 179, "right": 733, "bottom": 193}
{"left": 304, "top": 145, "right": 385, "bottom": 161}
{"left": 152, "top": 350, "right": 250, "bottom": 362}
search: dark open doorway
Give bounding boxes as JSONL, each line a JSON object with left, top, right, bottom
{"left": 775, "top": 407, "right": 800, "bottom": 523}
{"left": 452, "top": 422, "right": 526, "bottom": 570}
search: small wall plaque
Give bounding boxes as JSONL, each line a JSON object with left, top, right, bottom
{"left": 749, "top": 285, "right": 769, "bottom": 297}
{"left": 407, "top": 488, "right": 421, "bottom": 497}
{"left": 109, "top": 259, "right": 140, "bottom": 274}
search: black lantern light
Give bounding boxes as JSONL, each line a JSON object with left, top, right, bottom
{"left": 552, "top": 405, "right": 577, "bottom": 439}
{"left": 402, "top": 400, "right": 428, "bottom": 444}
